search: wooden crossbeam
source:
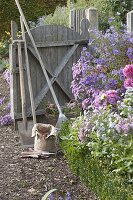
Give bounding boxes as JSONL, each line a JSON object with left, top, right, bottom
{"left": 28, "top": 46, "right": 72, "bottom": 99}
{"left": 28, "top": 39, "right": 88, "bottom": 48}
{"left": 27, "top": 44, "right": 78, "bottom": 115}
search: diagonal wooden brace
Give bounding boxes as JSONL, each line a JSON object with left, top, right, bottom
{"left": 27, "top": 44, "right": 79, "bottom": 115}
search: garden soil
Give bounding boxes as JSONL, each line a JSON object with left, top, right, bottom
{"left": 0, "top": 72, "right": 97, "bottom": 200}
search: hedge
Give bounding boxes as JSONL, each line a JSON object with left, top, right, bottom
{"left": 0, "top": 0, "right": 67, "bottom": 39}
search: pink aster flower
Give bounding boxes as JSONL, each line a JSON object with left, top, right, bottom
{"left": 124, "top": 78, "right": 133, "bottom": 89}
{"left": 82, "top": 98, "right": 90, "bottom": 110}
{"left": 106, "top": 90, "right": 120, "bottom": 105}
{"left": 123, "top": 64, "right": 133, "bottom": 78}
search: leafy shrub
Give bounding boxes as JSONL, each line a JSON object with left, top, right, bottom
{"left": 0, "top": 59, "right": 9, "bottom": 72}
{"left": 60, "top": 118, "right": 133, "bottom": 200}
{"left": 60, "top": 66, "right": 133, "bottom": 199}
{"left": 0, "top": 38, "right": 10, "bottom": 58}
{"left": 107, "top": 0, "right": 133, "bottom": 25}
{"left": 85, "top": 0, "right": 133, "bottom": 30}
{"left": 45, "top": 6, "right": 69, "bottom": 27}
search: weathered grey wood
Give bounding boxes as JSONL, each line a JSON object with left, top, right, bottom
{"left": 70, "top": 9, "right": 86, "bottom": 33}
{"left": 20, "top": 17, "right": 37, "bottom": 124}
{"left": 70, "top": 8, "right": 99, "bottom": 33}
{"left": 16, "top": 4, "right": 63, "bottom": 116}
{"left": 28, "top": 39, "right": 87, "bottom": 47}
{"left": 17, "top": 41, "right": 27, "bottom": 129}
{"left": 15, "top": 108, "right": 45, "bottom": 119}
{"left": 10, "top": 22, "right": 88, "bottom": 123}
{"left": 11, "top": 21, "right": 18, "bottom": 40}
{"left": 127, "top": 11, "right": 133, "bottom": 33}
{"left": 27, "top": 44, "right": 78, "bottom": 114}
{"left": 10, "top": 44, "right": 17, "bottom": 120}
{"left": 81, "top": 19, "right": 90, "bottom": 38}
{"left": 85, "top": 8, "right": 98, "bottom": 30}
{"left": 28, "top": 46, "right": 72, "bottom": 99}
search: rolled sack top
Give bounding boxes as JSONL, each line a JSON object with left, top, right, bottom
{"left": 32, "top": 123, "right": 57, "bottom": 152}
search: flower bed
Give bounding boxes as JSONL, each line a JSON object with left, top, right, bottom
{"left": 59, "top": 88, "right": 133, "bottom": 200}
{"left": 60, "top": 21, "right": 133, "bottom": 200}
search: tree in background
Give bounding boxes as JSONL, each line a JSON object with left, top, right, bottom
{"left": 0, "top": 0, "right": 67, "bottom": 39}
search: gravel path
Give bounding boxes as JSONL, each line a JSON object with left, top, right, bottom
{"left": 0, "top": 72, "right": 97, "bottom": 200}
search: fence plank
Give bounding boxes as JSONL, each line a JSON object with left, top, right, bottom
{"left": 28, "top": 46, "right": 72, "bottom": 99}
{"left": 127, "top": 11, "right": 133, "bottom": 33}
{"left": 11, "top": 21, "right": 18, "bottom": 40}
{"left": 27, "top": 44, "right": 78, "bottom": 114}
{"left": 10, "top": 44, "right": 17, "bottom": 120}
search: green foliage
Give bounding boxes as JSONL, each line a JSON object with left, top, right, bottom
{"left": 0, "top": 59, "right": 9, "bottom": 72}
{"left": 0, "top": 0, "right": 67, "bottom": 39}
{"left": 67, "top": 0, "right": 113, "bottom": 30}
{"left": 45, "top": 6, "right": 69, "bottom": 27}
{"left": 107, "top": 0, "right": 133, "bottom": 24}
{"left": 0, "top": 39, "right": 10, "bottom": 58}
{"left": 60, "top": 120, "right": 133, "bottom": 200}
{"left": 59, "top": 90, "right": 133, "bottom": 199}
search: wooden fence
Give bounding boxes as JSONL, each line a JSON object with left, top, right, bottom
{"left": 70, "top": 7, "right": 98, "bottom": 33}
{"left": 10, "top": 18, "right": 90, "bottom": 125}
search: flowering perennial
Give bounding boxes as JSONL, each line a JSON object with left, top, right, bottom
{"left": 71, "top": 25, "right": 133, "bottom": 110}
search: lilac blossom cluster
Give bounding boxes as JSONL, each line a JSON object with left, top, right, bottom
{"left": 0, "top": 69, "right": 12, "bottom": 126}
{"left": 71, "top": 24, "right": 133, "bottom": 110}
{"left": 0, "top": 113, "right": 12, "bottom": 126}
{"left": 3, "top": 69, "right": 10, "bottom": 85}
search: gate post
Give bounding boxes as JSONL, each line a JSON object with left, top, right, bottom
{"left": 69, "top": 7, "right": 99, "bottom": 33}
{"left": 85, "top": 8, "right": 98, "bottom": 30}
{"left": 127, "top": 11, "right": 133, "bottom": 33}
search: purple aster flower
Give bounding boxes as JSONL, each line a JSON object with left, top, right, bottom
{"left": 96, "top": 58, "right": 107, "bottom": 65}
{"left": 112, "top": 69, "right": 118, "bottom": 75}
{"left": 108, "top": 17, "right": 115, "bottom": 23}
{"left": 66, "top": 192, "right": 71, "bottom": 200}
{"left": 128, "top": 38, "right": 133, "bottom": 44}
{"left": 126, "top": 48, "right": 133, "bottom": 62}
{"left": 88, "top": 38, "right": 95, "bottom": 45}
{"left": 49, "top": 193, "right": 53, "bottom": 200}
{"left": 0, "top": 97, "right": 5, "bottom": 105}
{"left": 113, "top": 49, "right": 120, "bottom": 55}
{"left": 0, "top": 113, "right": 13, "bottom": 126}
{"left": 108, "top": 78, "right": 118, "bottom": 89}
{"left": 106, "top": 90, "right": 120, "bottom": 105}
{"left": 82, "top": 98, "right": 90, "bottom": 110}
{"left": 119, "top": 68, "right": 125, "bottom": 81}
{"left": 116, "top": 118, "right": 133, "bottom": 135}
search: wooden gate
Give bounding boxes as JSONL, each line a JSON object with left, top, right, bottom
{"left": 10, "top": 19, "right": 89, "bottom": 124}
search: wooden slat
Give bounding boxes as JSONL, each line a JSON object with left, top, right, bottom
{"left": 11, "top": 21, "right": 18, "bottom": 40}
{"left": 28, "top": 46, "right": 72, "bottom": 99}
{"left": 27, "top": 44, "right": 78, "bottom": 114}
{"left": 10, "top": 44, "right": 17, "bottom": 120}
{"left": 28, "top": 39, "right": 88, "bottom": 47}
